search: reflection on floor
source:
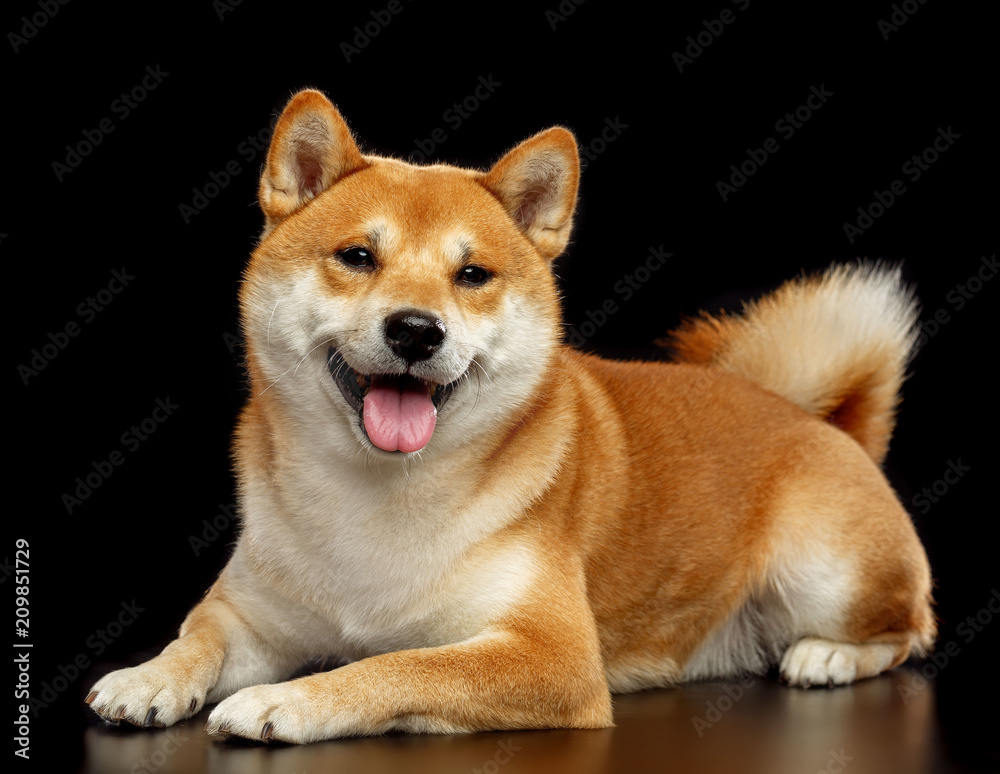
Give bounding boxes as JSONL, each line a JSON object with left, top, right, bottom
{"left": 78, "top": 668, "right": 991, "bottom": 774}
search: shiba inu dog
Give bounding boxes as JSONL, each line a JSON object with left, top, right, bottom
{"left": 86, "top": 89, "right": 935, "bottom": 743}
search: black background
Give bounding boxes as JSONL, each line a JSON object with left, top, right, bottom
{"left": 6, "top": 1, "right": 997, "bottom": 771}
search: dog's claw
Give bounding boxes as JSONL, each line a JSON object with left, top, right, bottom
{"left": 189, "top": 697, "right": 198, "bottom": 713}
{"left": 85, "top": 691, "right": 98, "bottom": 705}
{"left": 143, "top": 707, "right": 158, "bottom": 727}
{"left": 261, "top": 721, "right": 274, "bottom": 741}
{"left": 207, "top": 721, "right": 230, "bottom": 736}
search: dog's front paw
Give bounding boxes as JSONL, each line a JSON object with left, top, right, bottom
{"left": 206, "top": 682, "right": 319, "bottom": 744}
{"left": 87, "top": 661, "right": 207, "bottom": 727}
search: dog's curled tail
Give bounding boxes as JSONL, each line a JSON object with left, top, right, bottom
{"left": 666, "top": 262, "right": 920, "bottom": 465}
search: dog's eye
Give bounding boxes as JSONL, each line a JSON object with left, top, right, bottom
{"left": 457, "top": 265, "right": 492, "bottom": 286}
{"left": 337, "top": 247, "right": 376, "bottom": 271}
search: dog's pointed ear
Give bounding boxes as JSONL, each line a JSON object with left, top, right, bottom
{"left": 258, "top": 89, "right": 368, "bottom": 230}
{"left": 479, "top": 127, "right": 580, "bottom": 261}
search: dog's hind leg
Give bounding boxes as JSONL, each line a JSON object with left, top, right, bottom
{"left": 768, "top": 468, "right": 936, "bottom": 688}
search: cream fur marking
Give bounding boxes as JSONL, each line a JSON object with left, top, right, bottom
{"left": 713, "top": 263, "right": 919, "bottom": 413}
{"left": 680, "top": 550, "right": 854, "bottom": 682}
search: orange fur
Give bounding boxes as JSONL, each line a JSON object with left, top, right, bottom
{"left": 86, "top": 89, "right": 934, "bottom": 743}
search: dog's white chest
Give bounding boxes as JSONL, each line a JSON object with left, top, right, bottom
{"left": 236, "top": 464, "right": 536, "bottom": 660}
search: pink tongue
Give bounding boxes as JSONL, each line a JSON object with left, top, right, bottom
{"left": 363, "top": 376, "right": 437, "bottom": 453}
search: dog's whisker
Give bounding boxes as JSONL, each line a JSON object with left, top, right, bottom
{"left": 256, "top": 335, "right": 335, "bottom": 398}
{"left": 265, "top": 291, "right": 289, "bottom": 352}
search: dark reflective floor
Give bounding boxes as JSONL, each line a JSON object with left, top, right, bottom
{"left": 75, "top": 667, "right": 996, "bottom": 774}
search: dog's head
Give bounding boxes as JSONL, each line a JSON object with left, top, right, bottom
{"left": 239, "top": 89, "right": 580, "bottom": 458}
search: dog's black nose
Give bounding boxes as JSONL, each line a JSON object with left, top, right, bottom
{"left": 384, "top": 310, "right": 446, "bottom": 363}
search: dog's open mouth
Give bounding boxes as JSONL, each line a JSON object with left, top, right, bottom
{"left": 327, "top": 347, "right": 456, "bottom": 454}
